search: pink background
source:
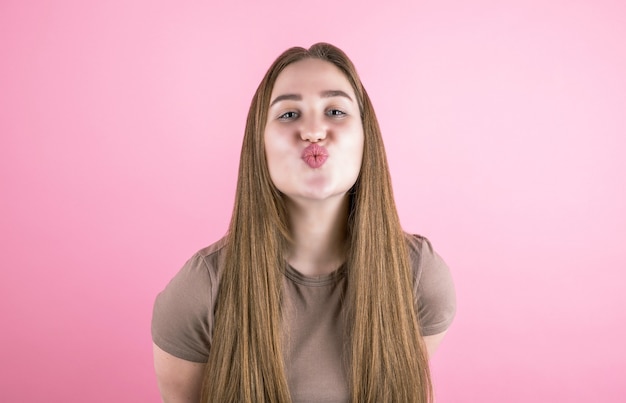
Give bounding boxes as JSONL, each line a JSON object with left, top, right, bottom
{"left": 1, "top": 0, "right": 625, "bottom": 401}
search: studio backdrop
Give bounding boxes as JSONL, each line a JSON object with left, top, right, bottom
{"left": 1, "top": 0, "right": 624, "bottom": 401}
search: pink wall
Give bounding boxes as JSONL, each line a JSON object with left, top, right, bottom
{"left": 2, "top": 0, "right": 624, "bottom": 401}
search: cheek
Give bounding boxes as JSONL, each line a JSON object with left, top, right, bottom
{"left": 264, "top": 136, "right": 289, "bottom": 170}
{"left": 351, "top": 130, "right": 365, "bottom": 165}
{"left": 263, "top": 133, "right": 291, "bottom": 187}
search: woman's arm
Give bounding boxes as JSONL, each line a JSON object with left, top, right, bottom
{"left": 153, "top": 343, "right": 205, "bottom": 403}
{"left": 423, "top": 331, "right": 448, "bottom": 358}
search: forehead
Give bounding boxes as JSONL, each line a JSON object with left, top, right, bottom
{"left": 270, "top": 58, "right": 355, "bottom": 98}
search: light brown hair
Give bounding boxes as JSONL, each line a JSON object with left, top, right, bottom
{"left": 201, "top": 43, "right": 432, "bottom": 402}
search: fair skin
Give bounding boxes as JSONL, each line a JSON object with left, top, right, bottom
{"left": 153, "top": 343, "right": 204, "bottom": 403}
{"left": 153, "top": 58, "right": 447, "bottom": 402}
{"left": 264, "top": 58, "right": 363, "bottom": 275}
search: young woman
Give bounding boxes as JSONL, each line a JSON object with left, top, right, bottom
{"left": 152, "top": 43, "right": 456, "bottom": 403}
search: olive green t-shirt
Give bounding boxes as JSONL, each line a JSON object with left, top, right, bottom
{"left": 152, "top": 234, "right": 456, "bottom": 402}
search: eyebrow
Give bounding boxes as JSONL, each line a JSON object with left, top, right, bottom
{"left": 269, "top": 90, "right": 353, "bottom": 107}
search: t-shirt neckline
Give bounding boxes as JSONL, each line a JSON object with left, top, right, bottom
{"left": 284, "top": 263, "right": 346, "bottom": 287}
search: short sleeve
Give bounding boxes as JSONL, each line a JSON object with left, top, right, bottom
{"left": 408, "top": 234, "right": 457, "bottom": 336}
{"left": 151, "top": 253, "right": 215, "bottom": 363}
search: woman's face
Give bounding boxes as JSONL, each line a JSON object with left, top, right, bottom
{"left": 264, "top": 58, "right": 364, "bottom": 204}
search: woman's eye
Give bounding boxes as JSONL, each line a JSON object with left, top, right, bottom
{"left": 278, "top": 111, "right": 298, "bottom": 120}
{"left": 327, "top": 109, "right": 346, "bottom": 117}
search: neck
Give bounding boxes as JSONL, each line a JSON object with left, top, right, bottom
{"left": 285, "top": 195, "right": 350, "bottom": 277}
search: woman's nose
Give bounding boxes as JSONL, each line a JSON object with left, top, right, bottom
{"left": 300, "top": 117, "right": 326, "bottom": 143}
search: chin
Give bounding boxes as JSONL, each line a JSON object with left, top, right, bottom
{"left": 290, "top": 189, "right": 351, "bottom": 203}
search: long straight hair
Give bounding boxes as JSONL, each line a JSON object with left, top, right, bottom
{"left": 201, "top": 43, "right": 432, "bottom": 402}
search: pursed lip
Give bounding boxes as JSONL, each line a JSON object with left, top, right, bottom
{"left": 301, "top": 143, "right": 328, "bottom": 168}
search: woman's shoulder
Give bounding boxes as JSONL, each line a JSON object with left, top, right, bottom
{"left": 403, "top": 231, "right": 450, "bottom": 285}
{"left": 194, "top": 235, "right": 228, "bottom": 271}
{"left": 404, "top": 233, "right": 437, "bottom": 268}
{"left": 151, "top": 236, "right": 227, "bottom": 363}
{"left": 404, "top": 232, "right": 457, "bottom": 336}
{"left": 164, "top": 236, "right": 227, "bottom": 288}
